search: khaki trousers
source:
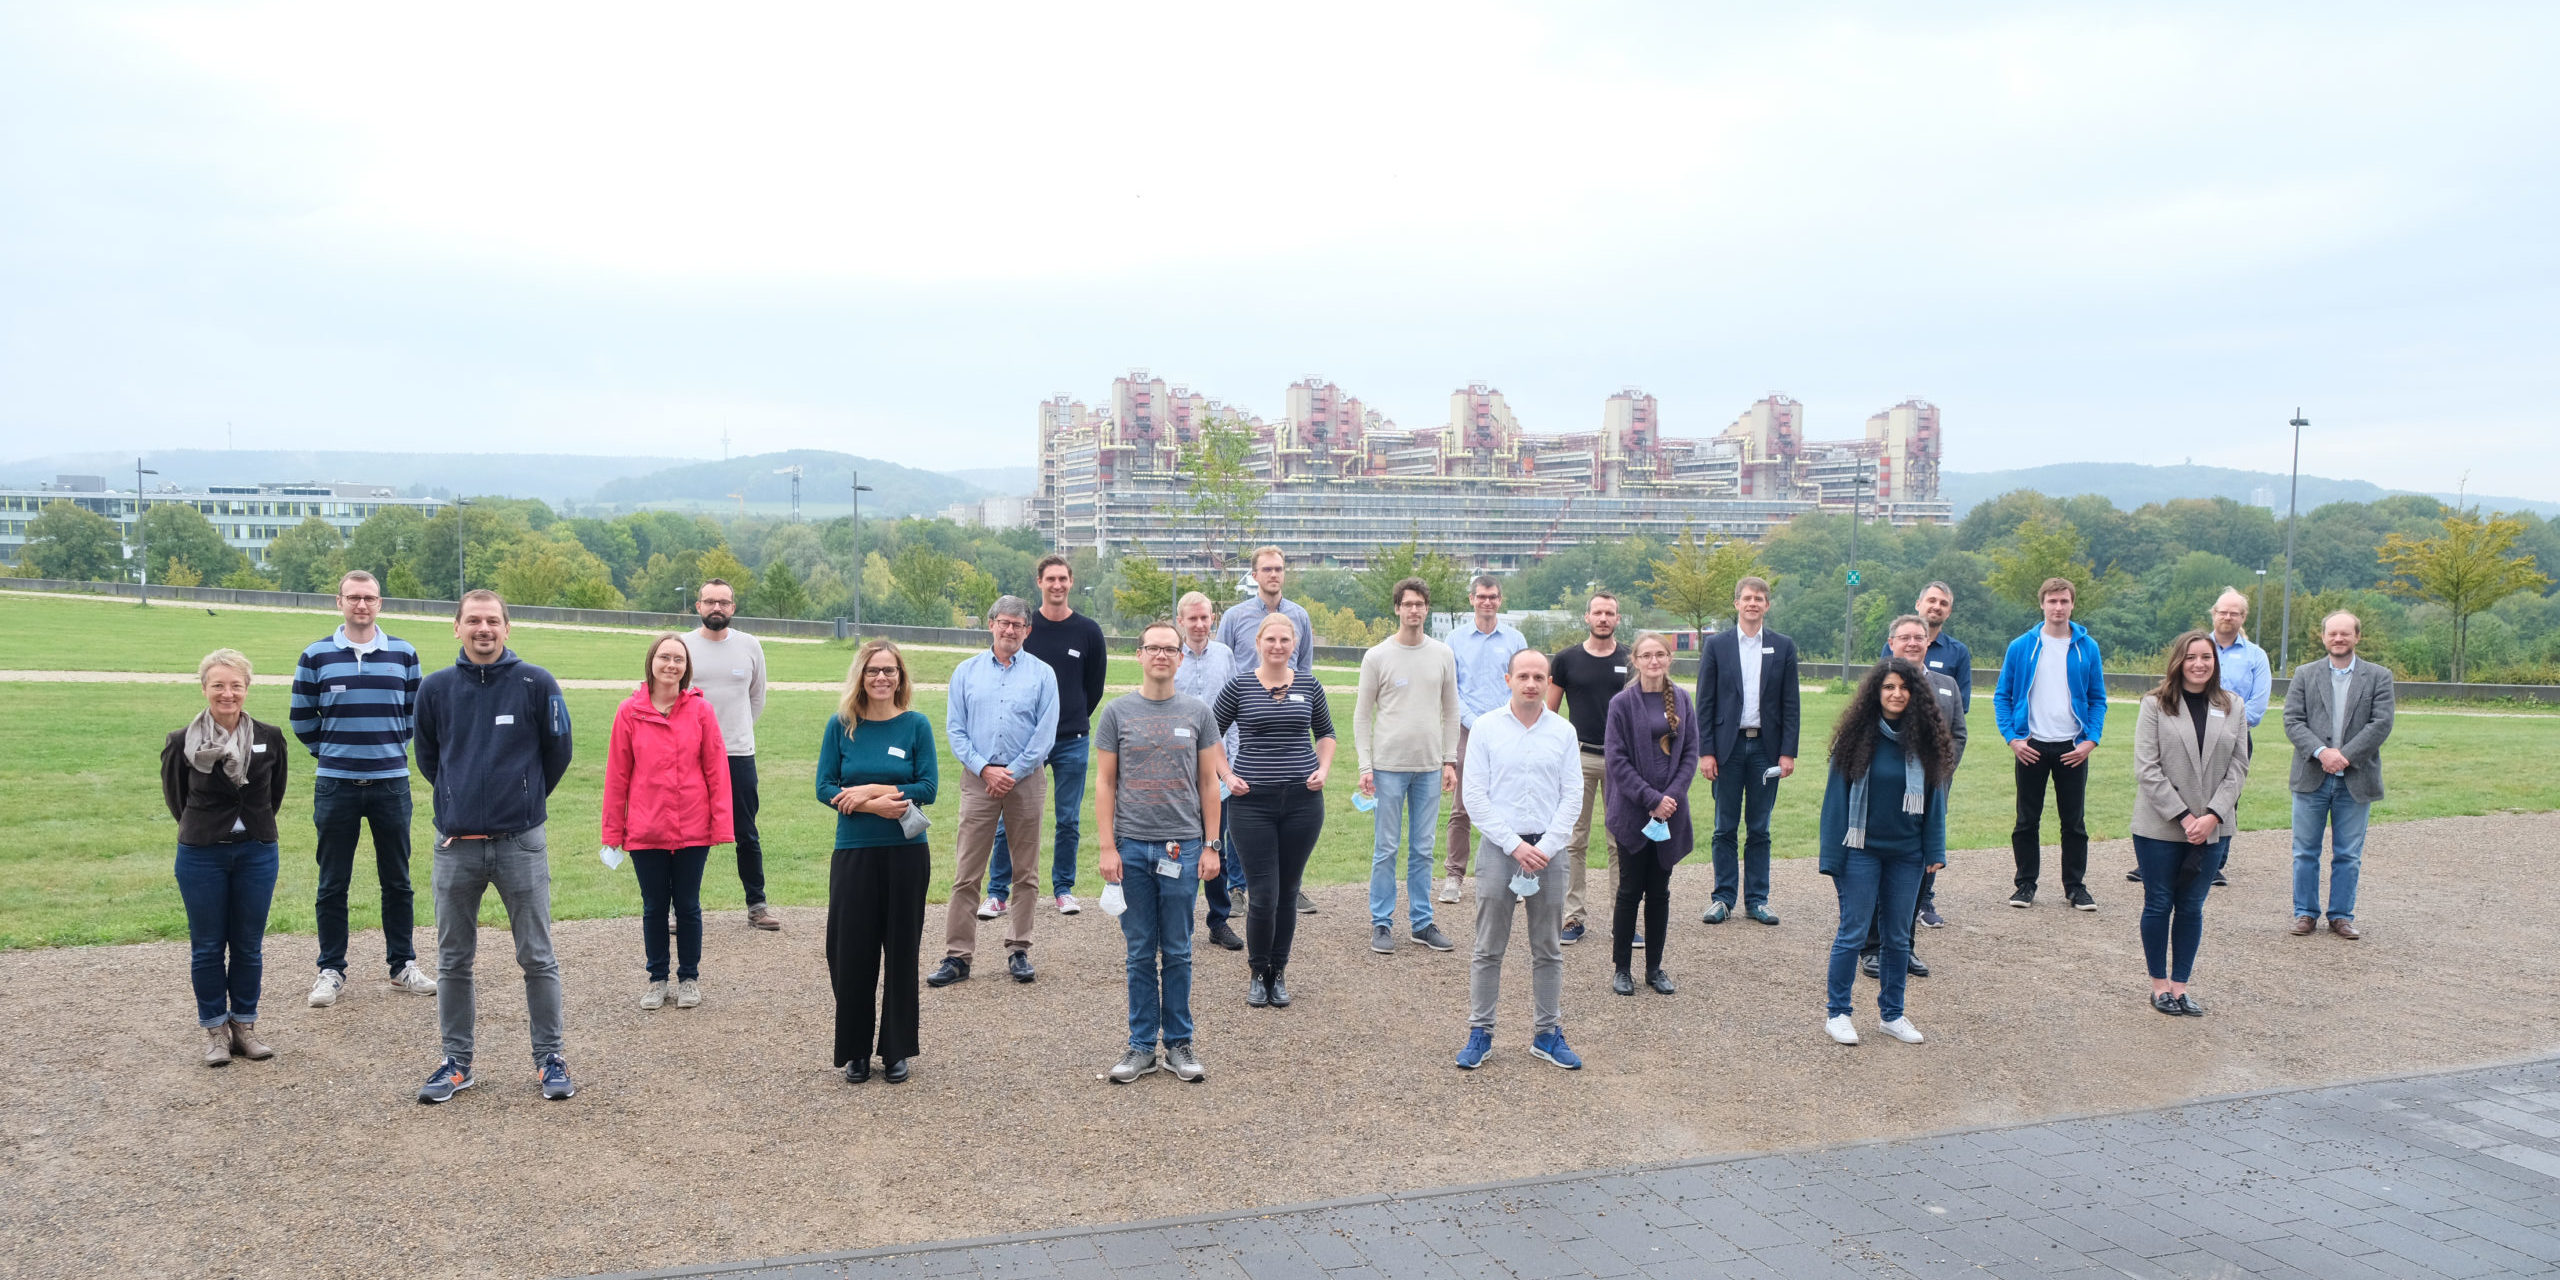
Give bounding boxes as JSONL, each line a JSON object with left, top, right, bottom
{"left": 1563, "top": 751, "right": 1612, "bottom": 927}
{"left": 944, "top": 767, "right": 1048, "bottom": 960}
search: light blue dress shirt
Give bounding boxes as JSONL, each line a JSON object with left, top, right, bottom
{"left": 1449, "top": 620, "right": 1527, "bottom": 730}
{"left": 1215, "top": 595, "right": 1315, "bottom": 677}
{"left": 2214, "top": 634, "right": 2271, "bottom": 727}
{"left": 946, "top": 647, "right": 1061, "bottom": 778}
{"left": 1175, "top": 638, "right": 1242, "bottom": 785}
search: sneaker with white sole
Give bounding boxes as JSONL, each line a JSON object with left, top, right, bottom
{"left": 308, "top": 968, "right": 346, "bottom": 1008}
{"left": 1918, "top": 905, "right": 1945, "bottom": 929}
{"left": 977, "top": 896, "right": 1005, "bottom": 920}
{"left": 1108, "top": 1047, "right": 1157, "bottom": 1083}
{"left": 1412, "top": 923, "right": 1456, "bottom": 952}
{"left": 1056, "top": 894, "right": 1081, "bottom": 915}
{"left": 1879, "top": 1016, "right": 1926, "bottom": 1044}
{"left": 1164, "top": 1041, "right": 1207, "bottom": 1082}
{"left": 1437, "top": 877, "right": 1461, "bottom": 904}
{"left": 674, "top": 979, "right": 701, "bottom": 1008}
{"left": 640, "top": 980, "right": 667, "bottom": 1011}
{"left": 1825, "top": 1014, "right": 1859, "bottom": 1045}
{"left": 391, "top": 959, "right": 437, "bottom": 995}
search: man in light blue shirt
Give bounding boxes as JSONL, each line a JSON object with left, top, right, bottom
{"left": 933, "top": 596, "right": 1061, "bottom": 988}
{"left": 1175, "top": 590, "right": 1249, "bottom": 950}
{"left": 1214, "top": 546, "right": 1315, "bottom": 678}
{"left": 1443, "top": 574, "right": 1526, "bottom": 903}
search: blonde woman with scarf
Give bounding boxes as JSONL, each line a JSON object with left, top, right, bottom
{"left": 1815, "top": 656, "right": 1951, "bottom": 1048}
{"left": 160, "top": 648, "right": 291, "bottom": 1066}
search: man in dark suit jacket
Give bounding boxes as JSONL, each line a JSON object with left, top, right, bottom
{"left": 1693, "top": 576, "right": 1800, "bottom": 925}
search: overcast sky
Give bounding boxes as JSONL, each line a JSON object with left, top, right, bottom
{"left": 3, "top": 2, "right": 2555, "bottom": 496}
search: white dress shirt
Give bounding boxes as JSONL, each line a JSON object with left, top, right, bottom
{"left": 1460, "top": 703, "right": 1583, "bottom": 857}
{"left": 1736, "top": 626, "right": 1765, "bottom": 729}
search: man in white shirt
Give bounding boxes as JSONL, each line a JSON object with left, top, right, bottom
{"left": 680, "top": 579, "right": 775, "bottom": 930}
{"left": 1442, "top": 576, "right": 1525, "bottom": 904}
{"left": 1991, "top": 577, "right": 2107, "bottom": 911}
{"left": 1453, "top": 650, "right": 1585, "bottom": 1073}
{"left": 1355, "top": 578, "right": 1461, "bottom": 954}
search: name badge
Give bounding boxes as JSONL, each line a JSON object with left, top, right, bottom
{"left": 887, "top": 746, "right": 907, "bottom": 758}
{"left": 1937, "top": 687, "right": 1953, "bottom": 697}
{"left": 732, "top": 668, "right": 745, "bottom": 677}
{"left": 1068, "top": 648, "right": 1082, "bottom": 658}
{"left": 495, "top": 714, "right": 515, "bottom": 725}
{"left": 1614, "top": 665, "right": 1628, "bottom": 674}
{"left": 251, "top": 742, "right": 268, "bottom": 753}
{"left": 1929, "top": 660, "right": 1944, "bottom": 669}
{"left": 1173, "top": 727, "right": 1192, "bottom": 738}
{"left": 1288, "top": 693, "right": 1305, "bottom": 702}
{"left": 330, "top": 684, "right": 346, "bottom": 693}
{"left": 1155, "top": 856, "right": 1182, "bottom": 878}
{"left": 1393, "top": 677, "right": 1409, "bottom": 688}
{"left": 2208, "top": 708, "right": 2226, "bottom": 718}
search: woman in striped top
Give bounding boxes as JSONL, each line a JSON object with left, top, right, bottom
{"left": 1213, "top": 611, "right": 1336, "bottom": 1009}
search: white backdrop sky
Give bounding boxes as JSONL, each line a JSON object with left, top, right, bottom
{"left": 3, "top": 2, "right": 2555, "bottom": 494}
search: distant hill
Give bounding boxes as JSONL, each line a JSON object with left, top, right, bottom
{"left": 1941, "top": 463, "right": 2558, "bottom": 519}
{"left": 939, "top": 466, "right": 1036, "bottom": 495}
{"left": 592, "top": 450, "right": 987, "bottom": 518}
{"left": 0, "top": 448, "right": 693, "bottom": 503}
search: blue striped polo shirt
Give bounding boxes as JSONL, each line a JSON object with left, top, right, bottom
{"left": 289, "top": 625, "right": 422, "bottom": 780}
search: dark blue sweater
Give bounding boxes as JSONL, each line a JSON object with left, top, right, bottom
{"left": 1816, "top": 730, "right": 1947, "bottom": 875}
{"left": 414, "top": 648, "right": 574, "bottom": 836}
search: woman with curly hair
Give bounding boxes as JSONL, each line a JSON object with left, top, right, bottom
{"left": 1817, "top": 656, "right": 1952, "bottom": 1047}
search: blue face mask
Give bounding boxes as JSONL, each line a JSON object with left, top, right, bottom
{"left": 1641, "top": 817, "right": 1671, "bottom": 842}
{"left": 1351, "top": 790, "right": 1377, "bottom": 813}
{"left": 1509, "top": 871, "right": 1542, "bottom": 898}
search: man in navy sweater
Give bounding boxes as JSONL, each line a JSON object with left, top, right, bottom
{"left": 989, "top": 555, "right": 1109, "bottom": 915}
{"left": 411, "top": 591, "right": 578, "bottom": 1105}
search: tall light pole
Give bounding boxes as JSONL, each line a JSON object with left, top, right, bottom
{"left": 134, "top": 458, "right": 159, "bottom": 604}
{"left": 2278, "top": 410, "right": 2306, "bottom": 672}
{"left": 849, "top": 472, "right": 873, "bottom": 634}
{"left": 1840, "top": 459, "right": 1867, "bottom": 681}
{"left": 453, "top": 497, "right": 472, "bottom": 603}
{"left": 776, "top": 464, "right": 804, "bottom": 523}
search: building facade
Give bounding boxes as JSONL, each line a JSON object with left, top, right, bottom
{"left": 0, "top": 476, "right": 446, "bottom": 568}
{"left": 1034, "top": 374, "right": 1949, "bottom": 570}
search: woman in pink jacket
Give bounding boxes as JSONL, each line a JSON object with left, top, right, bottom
{"left": 604, "top": 634, "right": 735, "bottom": 1011}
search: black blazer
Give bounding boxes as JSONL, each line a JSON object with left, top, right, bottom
{"left": 161, "top": 718, "right": 291, "bottom": 846}
{"left": 1693, "top": 628, "right": 1802, "bottom": 764}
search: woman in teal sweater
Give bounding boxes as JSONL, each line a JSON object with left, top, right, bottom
{"left": 816, "top": 641, "right": 939, "bottom": 1083}
{"left": 1818, "top": 656, "right": 1953, "bottom": 1048}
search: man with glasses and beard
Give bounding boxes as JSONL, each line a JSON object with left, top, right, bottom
{"left": 683, "top": 579, "right": 774, "bottom": 930}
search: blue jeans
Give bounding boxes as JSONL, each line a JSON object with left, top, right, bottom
{"left": 175, "top": 841, "right": 279, "bottom": 1027}
{"left": 1201, "top": 800, "right": 1248, "bottom": 927}
{"left": 1711, "top": 735, "right": 1780, "bottom": 907}
{"left": 1825, "top": 845, "right": 1923, "bottom": 1021}
{"left": 631, "top": 846, "right": 709, "bottom": 981}
{"left": 311, "top": 775, "right": 416, "bottom": 976}
{"left": 991, "top": 735, "right": 1088, "bottom": 899}
{"left": 2291, "top": 774, "right": 2369, "bottom": 921}
{"left": 2133, "top": 834, "right": 2222, "bottom": 983}
{"left": 1368, "top": 770, "right": 1441, "bottom": 931}
{"left": 1117, "top": 837, "right": 1201, "bottom": 1051}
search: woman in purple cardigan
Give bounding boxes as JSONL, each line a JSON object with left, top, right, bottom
{"left": 1603, "top": 632, "right": 1700, "bottom": 996}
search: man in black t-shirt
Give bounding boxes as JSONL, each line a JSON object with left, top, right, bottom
{"left": 990, "top": 555, "right": 1110, "bottom": 915}
{"left": 1542, "top": 592, "right": 1629, "bottom": 944}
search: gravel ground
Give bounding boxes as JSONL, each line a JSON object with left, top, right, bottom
{"left": 5, "top": 812, "right": 2557, "bottom": 1279}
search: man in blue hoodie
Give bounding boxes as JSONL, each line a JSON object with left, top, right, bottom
{"left": 410, "top": 590, "right": 578, "bottom": 1104}
{"left": 1991, "top": 577, "right": 2107, "bottom": 911}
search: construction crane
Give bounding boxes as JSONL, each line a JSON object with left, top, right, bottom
{"left": 727, "top": 490, "right": 747, "bottom": 515}
{"left": 1533, "top": 491, "right": 1578, "bottom": 558}
{"left": 773, "top": 465, "right": 803, "bottom": 523}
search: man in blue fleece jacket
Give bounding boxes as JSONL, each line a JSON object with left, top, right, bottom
{"left": 410, "top": 590, "right": 578, "bottom": 1105}
{"left": 1991, "top": 577, "right": 2108, "bottom": 912}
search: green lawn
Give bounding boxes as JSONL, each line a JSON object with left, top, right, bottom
{"left": 6, "top": 676, "right": 2554, "bottom": 949}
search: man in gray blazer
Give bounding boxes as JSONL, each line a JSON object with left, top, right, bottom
{"left": 1864, "top": 615, "right": 1966, "bottom": 979}
{"left": 2281, "top": 610, "right": 2395, "bottom": 940}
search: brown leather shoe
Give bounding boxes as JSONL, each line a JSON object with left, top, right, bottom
{"left": 748, "top": 903, "right": 782, "bottom": 931}
{"left": 2329, "top": 918, "right": 2362, "bottom": 940}
{"left": 203, "top": 1025, "right": 233, "bottom": 1067}
{"left": 229, "top": 1021, "right": 274, "bottom": 1060}
{"left": 2289, "top": 915, "right": 2316, "bottom": 935}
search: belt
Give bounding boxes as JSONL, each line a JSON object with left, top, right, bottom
{"left": 1579, "top": 743, "right": 1604, "bottom": 756}
{"left": 1517, "top": 833, "right": 1545, "bottom": 845}
{"left": 1741, "top": 727, "right": 1761, "bottom": 738}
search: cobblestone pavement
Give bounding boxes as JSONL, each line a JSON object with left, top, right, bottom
{"left": 599, "top": 1056, "right": 2560, "bottom": 1279}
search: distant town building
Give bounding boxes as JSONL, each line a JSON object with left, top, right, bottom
{"left": 1033, "top": 373, "right": 1949, "bottom": 570}
{"left": 2251, "top": 486, "right": 2277, "bottom": 509}
{"left": 937, "top": 495, "right": 1032, "bottom": 529}
{"left": 0, "top": 479, "right": 445, "bottom": 569}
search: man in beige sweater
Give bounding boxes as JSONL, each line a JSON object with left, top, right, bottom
{"left": 1356, "top": 577, "right": 1462, "bottom": 954}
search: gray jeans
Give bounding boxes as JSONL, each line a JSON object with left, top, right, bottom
{"left": 433, "top": 825, "right": 564, "bottom": 1068}
{"left": 1470, "top": 839, "right": 1567, "bottom": 1036}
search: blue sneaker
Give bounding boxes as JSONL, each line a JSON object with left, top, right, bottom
{"left": 1453, "top": 1028, "right": 1492, "bottom": 1070}
{"left": 1531, "top": 1029, "right": 1583, "bottom": 1070}
{"left": 417, "top": 1058, "right": 473, "bottom": 1104}
{"left": 1558, "top": 921, "right": 1585, "bottom": 945}
{"left": 538, "top": 1053, "right": 576, "bottom": 1100}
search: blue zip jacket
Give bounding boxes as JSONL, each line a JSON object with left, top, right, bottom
{"left": 414, "top": 647, "right": 574, "bottom": 836}
{"left": 1992, "top": 622, "right": 2107, "bottom": 745}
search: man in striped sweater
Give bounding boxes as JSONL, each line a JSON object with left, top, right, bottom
{"left": 290, "top": 570, "right": 437, "bottom": 1007}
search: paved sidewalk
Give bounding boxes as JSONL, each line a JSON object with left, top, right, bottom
{"left": 602, "top": 1056, "right": 2560, "bottom": 1279}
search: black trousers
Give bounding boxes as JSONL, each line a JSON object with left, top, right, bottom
{"left": 729, "top": 755, "right": 765, "bottom": 906}
{"left": 1230, "top": 786, "right": 1323, "bottom": 975}
{"left": 631, "top": 846, "right": 708, "bottom": 980}
{"left": 826, "top": 842, "right": 929, "bottom": 1067}
{"left": 2011, "top": 739, "right": 2089, "bottom": 893}
{"left": 1610, "top": 842, "right": 1675, "bottom": 973}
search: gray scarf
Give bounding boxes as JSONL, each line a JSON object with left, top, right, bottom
{"left": 1842, "top": 718, "right": 1926, "bottom": 850}
{"left": 184, "top": 711, "right": 252, "bottom": 785}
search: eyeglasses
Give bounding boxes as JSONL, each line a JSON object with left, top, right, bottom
{"left": 862, "top": 666, "right": 901, "bottom": 678}
{"left": 341, "top": 595, "right": 381, "bottom": 604}
{"left": 1138, "top": 644, "right": 1180, "bottom": 656}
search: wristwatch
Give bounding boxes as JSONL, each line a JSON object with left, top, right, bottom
{"left": 1205, "top": 839, "right": 1223, "bottom": 853}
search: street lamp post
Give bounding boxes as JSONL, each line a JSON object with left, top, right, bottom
{"left": 849, "top": 472, "right": 874, "bottom": 635}
{"left": 1840, "top": 460, "right": 1867, "bottom": 682}
{"left": 134, "top": 458, "right": 159, "bottom": 605}
{"left": 453, "top": 497, "right": 472, "bottom": 603}
{"left": 2254, "top": 567, "right": 2268, "bottom": 632}
{"left": 2278, "top": 410, "right": 2306, "bottom": 672}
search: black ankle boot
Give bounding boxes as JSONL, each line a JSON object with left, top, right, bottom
{"left": 1247, "top": 970, "right": 1271, "bottom": 1007}
{"left": 1267, "top": 967, "right": 1291, "bottom": 1007}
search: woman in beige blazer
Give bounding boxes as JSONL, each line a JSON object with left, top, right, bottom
{"left": 2131, "top": 630, "right": 2251, "bottom": 1016}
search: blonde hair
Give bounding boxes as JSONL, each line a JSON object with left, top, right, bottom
{"left": 1255, "top": 611, "right": 1298, "bottom": 641}
{"left": 1176, "top": 590, "right": 1214, "bottom": 618}
{"left": 1250, "top": 545, "right": 1286, "bottom": 570}
{"left": 198, "top": 648, "right": 253, "bottom": 684}
{"left": 839, "top": 640, "right": 912, "bottom": 724}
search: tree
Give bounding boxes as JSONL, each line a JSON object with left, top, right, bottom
{"left": 693, "top": 547, "right": 755, "bottom": 611}
{"left": 495, "top": 538, "right": 579, "bottom": 607}
{"left": 760, "top": 560, "right": 814, "bottom": 619}
{"left": 160, "top": 556, "right": 202, "bottom": 588}
{"left": 20, "top": 499, "right": 125, "bottom": 582}
{"left": 1178, "top": 413, "right": 1267, "bottom": 572}
{"left": 220, "top": 567, "right": 276, "bottom": 590}
{"left": 139, "top": 503, "right": 251, "bottom": 584}
{"left": 1113, "top": 555, "right": 1208, "bottom": 624}
{"left": 345, "top": 505, "right": 431, "bottom": 587}
{"left": 889, "top": 544, "right": 962, "bottom": 623}
{"left": 557, "top": 577, "right": 627, "bottom": 609}
{"left": 627, "top": 551, "right": 702, "bottom": 612}
{"left": 2376, "top": 509, "right": 2554, "bottom": 682}
{"left": 264, "top": 516, "right": 347, "bottom": 593}
{"left": 1643, "top": 526, "right": 1771, "bottom": 636}
{"left": 1985, "top": 512, "right": 2114, "bottom": 612}
{"left": 1354, "top": 528, "right": 1467, "bottom": 622}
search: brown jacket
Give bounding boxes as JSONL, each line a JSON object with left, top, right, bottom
{"left": 160, "top": 718, "right": 291, "bottom": 846}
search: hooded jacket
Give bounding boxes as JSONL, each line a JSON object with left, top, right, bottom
{"left": 1991, "top": 621, "right": 2108, "bottom": 745}
{"left": 414, "top": 647, "right": 573, "bottom": 836}
{"left": 601, "top": 685, "right": 734, "bottom": 850}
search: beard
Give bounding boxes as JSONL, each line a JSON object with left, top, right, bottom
{"left": 702, "top": 613, "right": 731, "bottom": 632}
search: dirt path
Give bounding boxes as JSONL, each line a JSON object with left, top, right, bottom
{"left": 4, "top": 812, "right": 2555, "bottom": 1279}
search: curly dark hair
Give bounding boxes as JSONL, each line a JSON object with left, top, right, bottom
{"left": 1827, "top": 656, "right": 1953, "bottom": 791}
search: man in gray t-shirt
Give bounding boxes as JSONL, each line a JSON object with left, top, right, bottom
{"left": 1094, "top": 623, "right": 1228, "bottom": 1085}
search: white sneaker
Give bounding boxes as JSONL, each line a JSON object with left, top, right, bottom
{"left": 1055, "top": 894, "right": 1081, "bottom": 915}
{"left": 307, "top": 969, "right": 346, "bottom": 1008}
{"left": 391, "top": 959, "right": 437, "bottom": 995}
{"left": 976, "top": 896, "right": 1005, "bottom": 920}
{"left": 675, "top": 979, "right": 701, "bottom": 1008}
{"left": 1438, "top": 877, "right": 1461, "bottom": 904}
{"left": 1824, "top": 1014, "right": 1859, "bottom": 1045}
{"left": 640, "top": 980, "right": 667, "bottom": 1011}
{"left": 1879, "top": 1016, "right": 1926, "bottom": 1044}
